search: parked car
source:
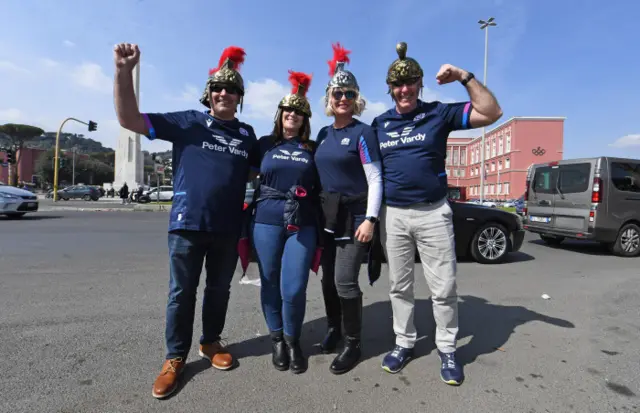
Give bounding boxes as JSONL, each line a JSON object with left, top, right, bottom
{"left": 448, "top": 200, "right": 525, "bottom": 264}
{"left": 523, "top": 157, "right": 640, "bottom": 257}
{"left": 244, "top": 188, "right": 524, "bottom": 264}
{"left": 56, "top": 185, "right": 101, "bottom": 201}
{"left": 0, "top": 182, "right": 39, "bottom": 218}
{"left": 139, "top": 186, "right": 174, "bottom": 203}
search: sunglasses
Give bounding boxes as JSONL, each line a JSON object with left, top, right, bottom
{"left": 391, "top": 78, "right": 420, "bottom": 88}
{"left": 332, "top": 90, "right": 357, "bottom": 100}
{"left": 211, "top": 85, "right": 240, "bottom": 95}
{"left": 283, "top": 107, "right": 305, "bottom": 117}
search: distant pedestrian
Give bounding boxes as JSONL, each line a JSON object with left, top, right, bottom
{"left": 120, "top": 182, "right": 129, "bottom": 204}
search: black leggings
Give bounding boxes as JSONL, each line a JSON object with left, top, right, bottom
{"left": 321, "top": 236, "right": 369, "bottom": 299}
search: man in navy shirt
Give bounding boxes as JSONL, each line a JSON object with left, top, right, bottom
{"left": 373, "top": 42, "right": 503, "bottom": 385}
{"left": 113, "top": 43, "right": 258, "bottom": 399}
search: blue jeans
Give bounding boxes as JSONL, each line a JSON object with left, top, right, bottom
{"left": 165, "top": 230, "right": 239, "bottom": 359}
{"left": 252, "top": 223, "right": 316, "bottom": 339}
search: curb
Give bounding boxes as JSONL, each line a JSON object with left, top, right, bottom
{"left": 37, "top": 206, "right": 168, "bottom": 213}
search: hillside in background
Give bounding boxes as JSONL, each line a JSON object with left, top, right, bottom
{"left": 0, "top": 131, "right": 113, "bottom": 153}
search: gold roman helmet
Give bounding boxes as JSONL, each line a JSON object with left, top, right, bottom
{"left": 200, "top": 46, "right": 246, "bottom": 109}
{"left": 278, "top": 70, "right": 313, "bottom": 118}
{"left": 386, "top": 42, "right": 424, "bottom": 86}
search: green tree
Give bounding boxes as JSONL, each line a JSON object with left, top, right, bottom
{"left": 0, "top": 123, "right": 44, "bottom": 185}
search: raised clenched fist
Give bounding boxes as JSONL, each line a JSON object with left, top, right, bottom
{"left": 113, "top": 43, "right": 140, "bottom": 71}
{"left": 435, "top": 64, "right": 467, "bottom": 85}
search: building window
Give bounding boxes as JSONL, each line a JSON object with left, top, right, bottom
{"left": 505, "top": 158, "right": 511, "bottom": 169}
{"left": 504, "top": 182, "right": 510, "bottom": 194}
{"left": 460, "top": 148, "right": 466, "bottom": 165}
{"left": 446, "top": 168, "right": 451, "bottom": 176}
{"left": 486, "top": 143, "right": 490, "bottom": 159}
{"left": 491, "top": 139, "right": 496, "bottom": 158}
{"left": 459, "top": 169, "right": 465, "bottom": 177}
{"left": 498, "top": 183, "right": 502, "bottom": 194}
{"left": 499, "top": 137, "right": 504, "bottom": 155}
{"left": 491, "top": 161, "right": 496, "bottom": 172}
{"left": 506, "top": 135, "right": 511, "bottom": 152}
{"left": 498, "top": 160, "right": 503, "bottom": 170}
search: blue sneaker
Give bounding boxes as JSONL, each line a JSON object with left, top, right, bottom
{"left": 381, "top": 345, "right": 413, "bottom": 374}
{"left": 438, "top": 350, "right": 464, "bottom": 385}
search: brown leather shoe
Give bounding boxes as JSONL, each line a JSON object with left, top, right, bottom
{"left": 152, "top": 357, "right": 185, "bottom": 399}
{"left": 199, "top": 341, "right": 234, "bottom": 370}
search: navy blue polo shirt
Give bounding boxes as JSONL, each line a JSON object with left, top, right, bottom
{"left": 253, "top": 136, "right": 319, "bottom": 227}
{"left": 142, "top": 110, "right": 258, "bottom": 234}
{"left": 314, "top": 119, "right": 381, "bottom": 196}
{"left": 372, "top": 100, "right": 473, "bottom": 206}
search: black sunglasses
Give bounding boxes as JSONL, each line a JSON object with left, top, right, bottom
{"left": 391, "top": 78, "right": 420, "bottom": 88}
{"left": 332, "top": 90, "right": 357, "bottom": 100}
{"left": 283, "top": 107, "right": 305, "bottom": 117}
{"left": 211, "top": 85, "right": 240, "bottom": 95}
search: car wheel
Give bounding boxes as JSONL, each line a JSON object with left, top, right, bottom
{"left": 611, "top": 223, "right": 640, "bottom": 257}
{"left": 470, "top": 222, "right": 510, "bottom": 264}
{"left": 540, "top": 234, "right": 565, "bottom": 246}
{"left": 83, "top": 194, "right": 91, "bottom": 201}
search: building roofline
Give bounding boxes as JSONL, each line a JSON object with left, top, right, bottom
{"left": 449, "top": 116, "right": 566, "bottom": 145}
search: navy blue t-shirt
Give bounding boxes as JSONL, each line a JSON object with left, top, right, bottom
{"left": 314, "top": 119, "right": 381, "bottom": 196}
{"left": 253, "top": 136, "right": 319, "bottom": 227}
{"left": 142, "top": 110, "right": 258, "bottom": 234}
{"left": 372, "top": 100, "right": 473, "bottom": 206}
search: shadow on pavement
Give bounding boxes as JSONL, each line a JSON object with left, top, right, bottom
{"left": 227, "top": 294, "right": 575, "bottom": 370}
{"left": 0, "top": 214, "right": 65, "bottom": 221}
{"left": 528, "top": 239, "right": 613, "bottom": 257}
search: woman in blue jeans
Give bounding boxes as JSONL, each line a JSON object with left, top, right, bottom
{"left": 251, "top": 70, "right": 320, "bottom": 374}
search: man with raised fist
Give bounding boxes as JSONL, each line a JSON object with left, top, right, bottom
{"left": 113, "top": 42, "right": 258, "bottom": 399}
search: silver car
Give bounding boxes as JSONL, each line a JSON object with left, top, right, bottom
{"left": 523, "top": 157, "right": 640, "bottom": 257}
{"left": 0, "top": 182, "right": 39, "bottom": 218}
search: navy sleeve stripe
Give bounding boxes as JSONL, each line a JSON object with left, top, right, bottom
{"left": 358, "top": 135, "right": 373, "bottom": 164}
{"left": 142, "top": 113, "right": 156, "bottom": 140}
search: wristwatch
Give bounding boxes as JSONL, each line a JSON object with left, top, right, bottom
{"left": 461, "top": 72, "right": 475, "bottom": 86}
{"left": 366, "top": 216, "right": 378, "bottom": 224}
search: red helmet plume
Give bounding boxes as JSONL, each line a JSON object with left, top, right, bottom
{"left": 208, "top": 46, "right": 246, "bottom": 76}
{"left": 288, "top": 70, "right": 312, "bottom": 96}
{"left": 327, "top": 42, "right": 351, "bottom": 76}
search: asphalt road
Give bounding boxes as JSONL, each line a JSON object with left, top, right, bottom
{"left": 1, "top": 212, "right": 638, "bottom": 413}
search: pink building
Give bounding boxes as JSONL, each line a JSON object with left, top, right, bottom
{"left": 0, "top": 147, "right": 48, "bottom": 184}
{"left": 446, "top": 117, "right": 565, "bottom": 200}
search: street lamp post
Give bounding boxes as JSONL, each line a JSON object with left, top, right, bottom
{"left": 72, "top": 146, "right": 77, "bottom": 186}
{"left": 478, "top": 17, "right": 497, "bottom": 204}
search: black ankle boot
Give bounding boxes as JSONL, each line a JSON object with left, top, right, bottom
{"left": 330, "top": 296, "right": 362, "bottom": 375}
{"left": 284, "top": 335, "right": 307, "bottom": 374}
{"left": 270, "top": 331, "right": 289, "bottom": 371}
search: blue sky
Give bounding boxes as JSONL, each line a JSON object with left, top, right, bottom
{"left": 1, "top": 0, "right": 638, "bottom": 157}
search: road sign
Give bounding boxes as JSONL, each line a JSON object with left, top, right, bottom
{"left": 154, "top": 165, "right": 165, "bottom": 173}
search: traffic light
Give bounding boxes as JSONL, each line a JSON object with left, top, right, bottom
{"left": 6, "top": 149, "right": 14, "bottom": 164}
{"left": 60, "top": 158, "right": 66, "bottom": 168}
{"left": 88, "top": 120, "right": 98, "bottom": 132}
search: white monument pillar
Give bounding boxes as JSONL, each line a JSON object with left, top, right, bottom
{"left": 114, "top": 62, "right": 143, "bottom": 190}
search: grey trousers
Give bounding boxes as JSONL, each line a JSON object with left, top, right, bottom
{"left": 380, "top": 197, "right": 459, "bottom": 353}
